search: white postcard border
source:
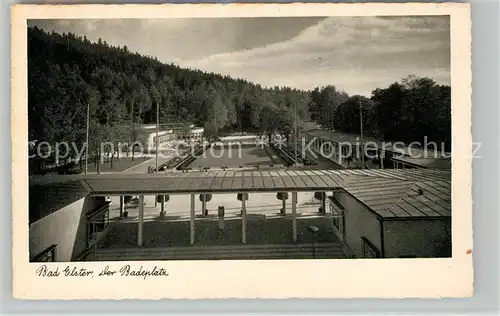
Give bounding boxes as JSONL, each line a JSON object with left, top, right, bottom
{"left": 12, "top": 3, "right": 473, "bottom": 299}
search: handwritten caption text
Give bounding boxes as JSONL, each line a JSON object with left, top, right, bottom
{"left": 36, "top": 264, "right": 169, "bottom": 280}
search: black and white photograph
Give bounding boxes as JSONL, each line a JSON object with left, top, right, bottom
{"left": 13, "top": 3, "right": 472, "bottom": 299}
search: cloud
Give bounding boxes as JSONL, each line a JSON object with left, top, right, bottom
{"left": 29, "top": 16, "right": 450, "bottom": 96}
{"left": 181, "top": 16, "right": 450, "bottom": 95}
{"left": 29, "top": 17, "right": 323, "bottom": 61}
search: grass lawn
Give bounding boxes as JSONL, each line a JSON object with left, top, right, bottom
{"left": 86, "top": 157, "right": 150, "bottom": 173}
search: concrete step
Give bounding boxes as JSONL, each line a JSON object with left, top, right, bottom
{"left": 96, "top": 247, "right": 343, "bottom": 258}
{"left": 97, "top": 242, "right": 337, "bottom": 252}
{"left": 96, "top": 253, "right": 343, "bottom": 261}
{"left": 94, "top": 243, "right": 346, "bottom": 261}
{"left": 95, "top": 251, "right": 346, "bottom": 261}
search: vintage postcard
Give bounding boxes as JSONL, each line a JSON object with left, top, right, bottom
{"left": 12, "top": 3, "right": 472, "bottom": 299}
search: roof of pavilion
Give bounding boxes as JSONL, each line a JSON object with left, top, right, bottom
{"left": 339, "top": 174, "right": 451, "bottom": 219}
{"left": 29, "top": 169, "right": 451, "bottom": 224}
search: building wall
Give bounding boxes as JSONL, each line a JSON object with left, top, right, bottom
{"left": 304, "top": 133, "right": 388, "bottom": 169}
{"left": 29, "top": 196, "right": 103, "bottom": 262}
{"left": 132, "top": 130, "right": 175, "bottom": 152}
{"left": 332, "top": 191, "right": 382, "bottom": 258}
{"left": 304, "top": 134, "right": 367, "bottom": 168}
{"left": 176, "top": 128, "right": 204, "bottom": 141}
{"left": 392, "top": 160, "right": 418, "bottom": 170}
{"left": 148, "top": 131, "right": 174, "bottom": 150}
{"left": 383, "top": 218, "right": 452, "bottom": 258}
{"left": 305, "top": 134, "right": 345, "bottom": 167}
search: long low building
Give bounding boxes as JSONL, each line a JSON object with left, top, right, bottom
{"left": 303, "top": 129, "right": 451, "bottom": 170}
{"left": 391, "top": 156, "right": 452, "bottom": 170}
{"left": 157, "top": 122, "right": 205, "bottom": 142}
{"left": 131, "top": 124, "right": 205, "bottom": 153}
{"left": 133, "top": 124, "right": 175, "bottom": 153}
{"left": 176, "top": 127, "right": 204, "bottom": 142}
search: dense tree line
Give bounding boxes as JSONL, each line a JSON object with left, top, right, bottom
{"left": 28, "top": 26, "right": 451, "bottom": 173}
{"left": 308, "top": 76, "right": 451, "bottom": 151}
{"left": 28, "top": 26, "right": 311, "bottom": 167}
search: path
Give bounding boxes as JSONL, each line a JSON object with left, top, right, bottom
{"left": 122, "top": 153, "right": 175, "bottom": 174}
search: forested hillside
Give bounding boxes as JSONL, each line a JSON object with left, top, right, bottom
{"left": 28, "top": 26, "right": 311, "bottom": 157}
{"left": 28, "top": 26, "right": 451, "bottom": 159}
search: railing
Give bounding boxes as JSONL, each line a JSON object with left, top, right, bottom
{"left": 176, "top": 144, "right": 210, "bottom": 170}
{"left": 270, "top": 143, "right": 299, "bottom": 166}
{"left": 32, "top": 244, "right": 57, "bottom": 262}
{"left": 86, "top": 201, "right": 110, "bottom": 221}
{"left": 75, "top": 245, "right": 97, "bottom": 261}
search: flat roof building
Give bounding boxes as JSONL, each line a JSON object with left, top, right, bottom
{"left": 391, "top": 156, "right": 452, "bottom": 170}
{"left": 144, "top": 121, "right": 204, "bottom": 142}
{"left": 303, "top": 129, "right": 451, "bottom": 170}
{"left": 133, "top": 125, "right": 175, "bottom": 153}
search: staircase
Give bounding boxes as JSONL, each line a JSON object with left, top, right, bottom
{"left": 93, "top": 243, "right": 347, "bottom": 261}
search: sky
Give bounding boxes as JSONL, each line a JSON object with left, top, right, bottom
{"left": 29, "top": 16, "right": 450, "bottom": 96}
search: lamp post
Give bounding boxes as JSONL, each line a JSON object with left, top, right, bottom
{"left": 277, "top": 192, "right": 289, "bottom": 215}
{"left": 308, "top": 225, "right": 319, "bottom": 259}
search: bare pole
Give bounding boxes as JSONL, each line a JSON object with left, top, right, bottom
{"left": 294, "top": 102, "right": 297, "bottom": 168}
{"left": 359, "top": 101, "right": 365, "bottom": 169}
{"left": 156, "top": 101, "right": 159, "bottom": 173}
{"left": 155, "top": 101, "right": 159, "bottom": 208}
{"left": 85, "top": 103, "right": 89, "bottom": 175}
